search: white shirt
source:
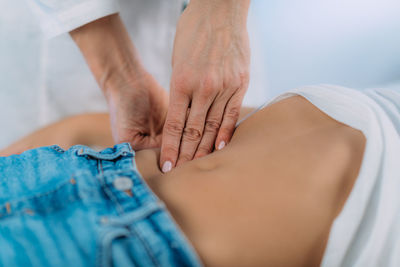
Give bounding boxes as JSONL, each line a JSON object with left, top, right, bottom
{"left": 27, "top": 0, "right": 120, "bottom": 39}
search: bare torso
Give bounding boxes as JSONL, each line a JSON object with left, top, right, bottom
{"left": 135, "top": 96, "right": 365, "bottom": 266}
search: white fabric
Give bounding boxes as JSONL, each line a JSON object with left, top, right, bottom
{"left": 272, "top": 85, "right": 400, "bottom": 266}
{"left": 27, "top": 0, "right": 120, "bottom": 38}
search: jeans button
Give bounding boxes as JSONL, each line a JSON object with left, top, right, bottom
{"left": 113, "top": 177, "right": 133, "bottom": 191}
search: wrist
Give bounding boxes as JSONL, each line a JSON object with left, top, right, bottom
{"left": 101, "top": 60, "right": 147, "bottom": 99}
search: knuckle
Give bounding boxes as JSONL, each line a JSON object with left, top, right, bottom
{"left": 164, "top": 121, "right": 184, "bottom": 137}
{"left": 172, "top": 74, "right": 192, "bottom": 93}
{"left": 225, "top": 106, "right": 240, "bottom": 120}
{"left": 239, "top": 71, "right": 250, "bottom": 87}
{"left": 204, "top": 119, "right": 221, "bottom": 134}
{"left": 224, "top": 74, "right": 241, "bottom": 89}
{"left": 182, "top": 126, "right": 203, "bottom": 142}
{"left": 223, "top": 71, "right": 250, "bottom": 90}
{"left": 239, "top": 69, "right": 250, "bottom": 80}
{"left": 201, "top": 74, "right": 219, "bottom": 95}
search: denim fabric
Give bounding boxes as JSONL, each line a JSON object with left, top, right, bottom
{"left": 0, "top": 143, "right": 202, "bottom": 267}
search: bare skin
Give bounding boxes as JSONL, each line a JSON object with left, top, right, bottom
{"left": 0, "top": 97, "right": 365, "bottom": 266}
{"left": 138, "top": 96, "right": 365, "bottom": 266}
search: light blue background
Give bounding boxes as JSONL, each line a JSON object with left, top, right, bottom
{"left": 251, "top": 0, "right": 400, "bottom": 96}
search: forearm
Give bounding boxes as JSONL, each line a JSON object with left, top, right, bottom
{"left": 70, "top": 14, "right": 145, "bottom": 95}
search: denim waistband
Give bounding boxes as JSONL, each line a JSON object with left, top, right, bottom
{"left": 0, "top": 143, "right": 202, "bottom": 267}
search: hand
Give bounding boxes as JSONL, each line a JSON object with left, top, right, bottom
{"left": 160, "top": 0, "right": 251, "bottom": 172}
{"left": 105, "top": 72, "right": 168, "bottom": 150}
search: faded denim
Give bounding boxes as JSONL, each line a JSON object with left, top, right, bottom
{"left": 0, "top": 143, "right": 202, "bottom": 267}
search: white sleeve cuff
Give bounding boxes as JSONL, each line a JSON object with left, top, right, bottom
{"left": 29, "top": 0, "right": 120, "bottom": 39}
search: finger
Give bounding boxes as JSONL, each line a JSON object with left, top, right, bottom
{"left": 176, "top": 95, "right": 213, "bottom": 166}
{"left": 193, "top": 95, "right": 227, "bottom": 159}
{"left": 215, "top": 91, "right": 246, "bottom": 150}
{"left": 160, "top": 92, "right": 190, "bottom": 172}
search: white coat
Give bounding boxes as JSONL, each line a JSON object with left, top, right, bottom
{"left": 0, "top": 0, "right": 268, "bottom": 148}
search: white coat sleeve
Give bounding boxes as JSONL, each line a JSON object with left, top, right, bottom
{"left": 27, "top": 0, "right": 120, "bottom": 38}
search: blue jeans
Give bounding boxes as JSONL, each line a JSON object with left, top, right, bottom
{"left": 0, "top": 143, "right": 202, "bottom": 267}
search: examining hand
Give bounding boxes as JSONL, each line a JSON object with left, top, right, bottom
{"left": 105, "top": 72, "right": 168, "bottom": 150}
{"left": 160, "top": 0, "right": 251, "bottom": 172}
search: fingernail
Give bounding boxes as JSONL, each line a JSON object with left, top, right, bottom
{"left": 217, "top": 141, "right": 226, "bottom": 150}
{"left": 162, "top": 161, "right": 172, "bottom": 173}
